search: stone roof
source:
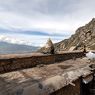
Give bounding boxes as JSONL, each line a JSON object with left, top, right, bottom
{"left": 0, "top": 57, "right": 93, "bottom": 95}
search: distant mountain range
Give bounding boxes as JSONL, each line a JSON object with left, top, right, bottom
{"left": 54, "top": 18, "right": 95, "bottom": 51}
{"left": 0, "top": 41, "right": 39, "bottom": 54}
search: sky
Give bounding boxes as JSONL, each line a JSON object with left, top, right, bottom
{"left": 0, "top": 0, "right": 95, "bottom": 46}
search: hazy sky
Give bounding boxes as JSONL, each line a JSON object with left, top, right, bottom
{"left": 0, "top": 0, "right": 95, "bottom": 46}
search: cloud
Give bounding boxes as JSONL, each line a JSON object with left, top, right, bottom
{"left": 0, "top": 33, "right": 68, "bottom": 46}
{"left": 0, "top": 0, "right": 95, "bottom": 34}
{"left": 0, "top": 35, "right": 32, "bottom": 46}
{"left": 0, "top": 0, "right": 95, "bottom": 46}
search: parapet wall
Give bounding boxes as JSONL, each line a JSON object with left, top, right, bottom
{"left": 51, "top": 78, "right": 80, "bottom": 95}
{"left": 0, "top": 51, "right": 85, "bottom": 73}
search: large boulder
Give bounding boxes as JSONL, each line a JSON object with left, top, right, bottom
{"left": 39, "top": 38, "right": 54, "bottom": 54}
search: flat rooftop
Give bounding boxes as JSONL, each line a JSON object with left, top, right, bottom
{"left": 0, "top": 57, "right": 93, "bottom": 95}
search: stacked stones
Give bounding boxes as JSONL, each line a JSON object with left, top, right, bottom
{"left": 42, "top": 38, "right": 54, "bottom": 54}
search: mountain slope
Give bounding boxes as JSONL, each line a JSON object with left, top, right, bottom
{"left": 0, "top": 41, "right": 39, "bottom": 54}
{"left": 55, "top": 18, "right": 95, "bottom": 51}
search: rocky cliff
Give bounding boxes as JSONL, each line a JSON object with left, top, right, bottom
{"left": 55, "top": 18, "right": 95, "bottom": 52}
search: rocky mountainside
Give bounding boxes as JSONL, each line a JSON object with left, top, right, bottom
{"left": 54, "top": 18, "right": 95, "bottom": 52}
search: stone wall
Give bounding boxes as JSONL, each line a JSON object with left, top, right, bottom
{"left": 0, "top": 51, "right": 85, "bottom": 73}
{"left": 50, "top": 79, "right": 81, "bottom": 95}
{"left": 55, "top": 51, "right": 85, "bottom": 62}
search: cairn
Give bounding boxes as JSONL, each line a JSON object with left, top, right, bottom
{"left": 42, "top": 38, "right": 54, "bottom": 54}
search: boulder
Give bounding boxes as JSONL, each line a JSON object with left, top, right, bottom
{"left": 39, "top": 38, "right": 54, "bottom": 54}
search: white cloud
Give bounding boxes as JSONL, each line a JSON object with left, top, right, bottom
{"left": 0, "top": 33, "right": 67, "bottom": 46}
{"left": 0, "top": 0, "right": 95, "bottom": 34}
{"left": 0, "top": 11, "right": 75, "bottom": 35}
{"left": 0, "top": 0, "right": 95, "bottom": 46}
{"left": 0, "top": 35, "right": 32, "bottom": 46}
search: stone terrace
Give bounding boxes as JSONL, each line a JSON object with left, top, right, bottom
{"left": 0, "top": 57, "right": 93, "bottom": 95}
